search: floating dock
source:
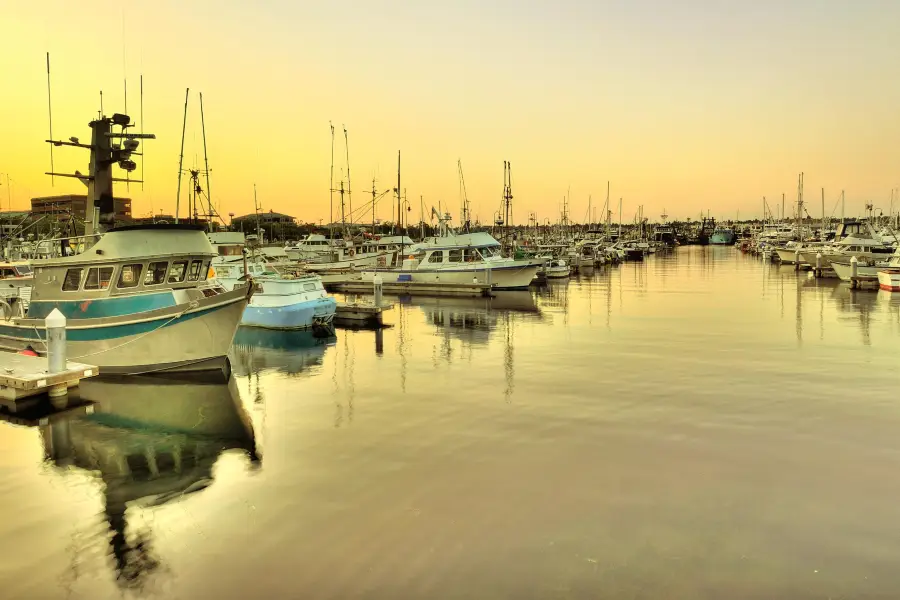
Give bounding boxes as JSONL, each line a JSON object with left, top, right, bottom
{"left": 325, "top": 279, "right": 492, "bottom": 298}
{"left": 335, "top": 301, "right": 392, "bottom": 327}
{"left": 0, "top": 353, "right": 99, "bottom": 404}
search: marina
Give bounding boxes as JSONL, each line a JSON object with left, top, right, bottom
{"left": 3, "top": 1, "right": 899, "bottom": 596}
{"left": 2, "top": 246, "right": 900, "bottom": 598}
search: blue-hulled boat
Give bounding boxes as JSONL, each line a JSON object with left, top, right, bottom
{"left": 209, "top": 233, "right": 336, "bottom": 330}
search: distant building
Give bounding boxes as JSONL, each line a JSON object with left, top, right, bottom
{"left": 232, "top": 210, "right": 295, "bottom": 225}
{"left": 30, "top": 194, "right": 132, "bottom": 221}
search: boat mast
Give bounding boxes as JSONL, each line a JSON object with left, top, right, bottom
{"left": 343, "top": 125, "right": 352, "bottom": 237}
{"left": 199, "top": 92, "right": 213, "bottom": 230}
{"left": 618, "top": 197, "right": 622, "bottom": 239}
{"left": 329, "top": 122, "right": 335, "bottom": 240}
{"left": 46, "top": 52, "right": 55, "bottom": 187}
{"left": 175, "top": 88, "right": 189, "bottom": 224}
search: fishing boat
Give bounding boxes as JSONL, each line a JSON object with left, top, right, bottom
{"left": 361, "top": 214, "right": 541, "bottom": 290}
{"left": 544, "top": 258, "right": 571, "bottom": 278}
{"left": 710, "top": 226, "right": 736, "bottom": 245}
{"left": 209, "top": 232, "right": 336, "bottom": 330}
{"left": 0, "top": 112, "right": 251, "bottom": 375}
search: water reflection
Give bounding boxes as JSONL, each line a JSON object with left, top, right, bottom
{"left": 230, "top": 328, "right": 336, "bottom": 377}
{"left": 0, "top": 375, "right": 257, "bottom": 593}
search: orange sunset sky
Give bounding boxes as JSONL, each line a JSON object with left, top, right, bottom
{"left": 1, "top": 0, "right": 898, "bottom": 225}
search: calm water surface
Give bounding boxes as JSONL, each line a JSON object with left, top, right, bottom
{"left": 2, "top": 246, "right": 900, "bottom": 599}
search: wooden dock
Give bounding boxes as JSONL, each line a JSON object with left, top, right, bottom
{"left": 335, "top": 301, "right": 393, "bottom": 327}
{"left": 0, "top": 353, "right": 99, "bottom": 404}
{"left": 325, "top": 279, "right": 492, "bottom": 298}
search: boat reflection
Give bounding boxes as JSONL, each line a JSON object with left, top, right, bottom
{"left": 403, "top": 291, "right": 540, "bottom": 346}
{"left": 0, "top": 375, "right": 257, "bottom": 592}
{"left": 230, "top": 328, "right": 336, "bottom": 377}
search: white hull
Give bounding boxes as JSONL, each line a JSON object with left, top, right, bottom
{"left": 361, "top": 262, "right": 540, "bottom": 290}
{"left": 831, "top": 261, "right": 881, "bottom": 282}
{"left": 0, "top": 289, "right": 249, "bottom": 375}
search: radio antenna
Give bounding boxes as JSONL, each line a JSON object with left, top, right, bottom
{"left": 46, "top": 52, "right": 54, "bottom": 186}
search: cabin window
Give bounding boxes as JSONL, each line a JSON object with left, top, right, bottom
{"left": 428, "top": 250, "right": 444, "bottom": 264}
{"left": 84, "top": 267, "right": 114, "bottom": 291}
{"left": 0, "top": 268, "right": 16, "bottom": 278}
{"left": 303, "top": 282, "right": 317, "bottom": 291}
{"left": 117, "top": 264, "right": 143, "bottom": 288}
{"left": 144, "top": 262, "right": 168, "bottom": 286}
{"left": 167, "top": 261, "right": 188, "bottom": 283}
{"left": 463, "top": 248, "right": 480, "bottom": 262}
{"left": 187, "top": 260, "right": 203, "bottom": 281}
{"left": 448, "top": 249, "right": 462, "bottom": 262}
{"left": 15, "top": 266, "right": 31, "bottom": 275}
{"left": 62, "top": 268, "right": 84, "bottom": 291}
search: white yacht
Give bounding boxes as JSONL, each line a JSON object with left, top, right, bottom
{"left": 361, "top": 217, "right": 541, "bottom": 290}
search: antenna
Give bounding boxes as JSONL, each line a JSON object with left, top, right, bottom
{"left": 175, "top": 88, "right": 189, "bottom": 223}
{"left": 140, "top": 74, "right": 144, "bottom": 191}
{"left": 199, "top": 92, "right": 213, "bottom": 228}
{"left": 46, "top": 52, "right": 54, "bottom": 186}
{"left": 100, "top": 90, "right": 103, "bottom": 118}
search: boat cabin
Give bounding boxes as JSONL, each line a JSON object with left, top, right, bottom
{"left": 25, "top": 225, "right": 220, "bottom": 320}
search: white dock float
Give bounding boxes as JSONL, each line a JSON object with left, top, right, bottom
{"left": 0, "top": 353, "right": 99, "bottom": 403}
{"left": 334, "top": 302, "right": 393, "bottom": 327}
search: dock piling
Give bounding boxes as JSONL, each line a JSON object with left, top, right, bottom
{"left": 795, "top": 250, "right": 801, "bottom": 271}
{"left": 850, "top": 256, "right": 859, "bottom": 288}
{"left": 373, "top": 275, "right": 383, "bottom": 308}
{"left": 46, "top": 309, "right": 68, "bottom": 399}
{"left": 815, "top": 252, "right": 822, "bottom": 277}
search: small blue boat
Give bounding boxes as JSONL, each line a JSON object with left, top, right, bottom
{"left": 209, "top": 233, "right": 336, "bottom": 330}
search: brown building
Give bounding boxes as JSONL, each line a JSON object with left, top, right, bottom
{"left": 30, "top": 195, "right": 132, "bottom": 221}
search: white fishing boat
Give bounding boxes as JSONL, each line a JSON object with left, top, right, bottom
{"left": 361, "top": 214, "right": 541, "bottom": 290}
{"left": 0, "top": 112, "right": 251, "bottom": 376}
{"left": 209, "top": 232, "right": 336, "bottom": 330}
{"left": 832, "top": 248, "right": 900, "bottom": 281}
{"left": 544, "top": 258, "right": 571, "bottom": 278}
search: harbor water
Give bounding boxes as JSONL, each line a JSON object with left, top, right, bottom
{"left": 2, "top": 245, "right": 900, "bottom": 599}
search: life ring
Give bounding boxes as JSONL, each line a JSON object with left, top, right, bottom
{"left": 348, "top": 248, "right": 356, "bottom": 257}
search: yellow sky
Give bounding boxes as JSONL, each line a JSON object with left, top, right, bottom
{"left": 1, "top": 0, "right": 898, "bottom": 224}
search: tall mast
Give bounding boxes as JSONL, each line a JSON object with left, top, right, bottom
{"left": 199, "top": 92, "right": 213, "bottom": 230}
{"left": 46, "top": 52, "right": 54, "bottom": 187}
{"left": 605, "top": 181, "right": 610, "bottom": 238}
{"left": 618, "top": 197, "right": 622, "bottom": 239}
{"left": 343, "top": 125, "right": 352, "bottom": 236}
{"left": 253, "top": 183, "right": 261, "bottom": 240}
{"left": 175, "top": 88, "right": 189, "bottom": 224}
{"left": 821, "top": 187, "right": 825, "bottom": 238}
{"left": 397, "top": 150, "right": 403, "bottom": 235}
{"left": 329, "top": 122, "right": 335, "bottom": 239}
{"left": 371, "top": 177, "right": 376, "bottom": 233}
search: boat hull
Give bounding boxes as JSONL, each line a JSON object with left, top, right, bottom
{"left": 241, "top": 297, "right": 336, "bottom": 330}
{"left": 877, "top": 270, "right": 900, "bottom": 291}
{"left": 0, "top": 287, "right": 249, "bottom": 375}
{"left": 831, "top": 261, "right": 882, "bottom": 282}
{"left": 362, "top": 262, "right": 540, "bottom": 290}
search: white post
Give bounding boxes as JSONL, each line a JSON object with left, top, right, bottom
{"left": 373, "top": 275, "right": 383, "bottom": 308}
{"left": 794, "top": 250, "right": 801, "bottom": 271}
{"left": 46, "top": 308, "right": 66, "bottom": 374}
{"left": 815, "top": 252, "right": 822, "bottom": 277}
{"left": 46, "top": 308, "right": 68, "bottom": 401}
{"left": 850, "top": 255, "right": 858, "bottom": 287}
